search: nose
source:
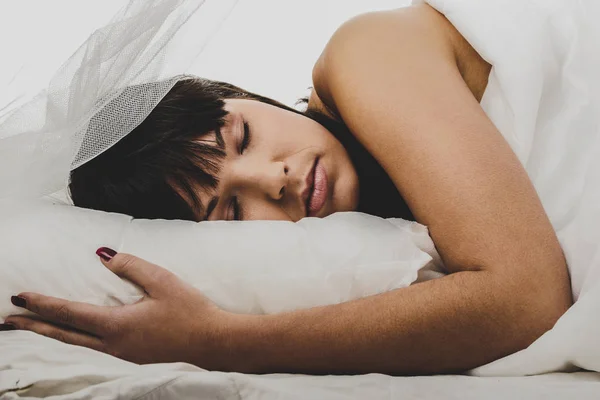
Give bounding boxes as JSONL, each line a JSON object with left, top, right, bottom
{"left": 235, "top": 160, "right": 289, "bottom": 201}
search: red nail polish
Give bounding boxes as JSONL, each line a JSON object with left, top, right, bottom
{"left": 96, "top": 247, "right": 117, "bottom": 262}
{"left": 11, "top": 296, "right": 26, "bottom": 308}
{"left": 0, "top": 323, "right": 16, "bottom": 331}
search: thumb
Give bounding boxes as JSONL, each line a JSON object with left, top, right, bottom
{"left": 95, "top": 247, "right": 174, "bottom": 297}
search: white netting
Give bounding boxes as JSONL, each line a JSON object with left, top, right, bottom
{"left": 0, "top": 0, "right": 238, "bottom": 201}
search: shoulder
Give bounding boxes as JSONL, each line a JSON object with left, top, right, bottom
{"left": 330, "top": 3, "right": 456, "bottom": 44}
{"left": 311, "top": 4, "right": 462, "bottom": 112}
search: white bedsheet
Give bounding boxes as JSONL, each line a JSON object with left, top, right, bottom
{"left": 1, "top": 331, "right": 600, "bottom": 399}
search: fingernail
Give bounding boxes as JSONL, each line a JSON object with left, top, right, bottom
{"left": 96, "top": 247, "right": 117, "bottom": 262}
{"left": 0, "top": 323, "right": 16, "bottom": 331}
{"left": 11, "top": 296, "right": 26, "bottom": 308}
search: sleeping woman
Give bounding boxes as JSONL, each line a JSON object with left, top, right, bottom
{"left": 2, "top": 3, "right": 572, "bottom": 375}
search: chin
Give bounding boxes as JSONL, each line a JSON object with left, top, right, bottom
{"left": 337, "top": 179, "right": 360, "bottom": 214}
{"left": 327, "top": 191, "right": 359, "bottom": 217}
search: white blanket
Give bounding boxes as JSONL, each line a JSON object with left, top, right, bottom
{"left": 424, "top": 0, "right": 600, "bottom": 377}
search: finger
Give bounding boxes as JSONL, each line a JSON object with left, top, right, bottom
{"left": 6, "top": 315, "right": 106, "bottom": 353}
{"left": 96, "top": 248, "right": 177, "bottom": 297}
{"left": 10, "top": 293, "right": 111, "bottom": 336}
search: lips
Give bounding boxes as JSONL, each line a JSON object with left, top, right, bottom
{"left": 306, "top": 158, "right": 328, "bottom": 217}
{"left": 302, "top": 159, "right": 317, "bottom": 216}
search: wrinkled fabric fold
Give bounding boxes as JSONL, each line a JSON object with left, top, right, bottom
{"left": 420, "top": 0, "right": 600, "bottom": 376}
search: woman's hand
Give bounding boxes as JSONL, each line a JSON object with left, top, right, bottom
{"left": 3, "top": 248, "right": 241, "bottom": 370}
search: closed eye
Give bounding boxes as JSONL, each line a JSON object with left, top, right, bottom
{"left": 240, "top": 120, "right": 251, "bottom": 154}
{"left": 232, "top": 196, "right": 243, "bottom": 221}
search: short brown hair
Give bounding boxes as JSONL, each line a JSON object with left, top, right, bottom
{"left": 69, "top": 76, "right": 415, "bottom": 221}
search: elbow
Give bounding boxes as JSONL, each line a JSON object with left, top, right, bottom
{"left": 533, "top": 260, "right": 574, "bottom": 328}
{"left": 506, "top": 273, "right": 573, "bottom": 349}
{"left": 535, "top": 285, "right": 573, "bottom": 334}
{"left": 527, "top": 296, "right": 571, "bottom": 344}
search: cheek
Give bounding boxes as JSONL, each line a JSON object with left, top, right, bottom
{"left": 282, "top": 118, "right": 328, "bottom": 147}
{"left": 244, "top": 201, "right": 292, "bottom": 222}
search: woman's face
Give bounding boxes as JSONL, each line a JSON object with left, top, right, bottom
{"left": 195, "top": 98, "right": 359, "bottom": 222}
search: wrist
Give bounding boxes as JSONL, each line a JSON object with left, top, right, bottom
{"left": 215, "top": 311, "right": 266, "bottom": 373}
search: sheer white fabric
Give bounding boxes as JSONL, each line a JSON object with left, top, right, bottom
{"left": 0, "top": 0, "right": 238, "bottom": 201}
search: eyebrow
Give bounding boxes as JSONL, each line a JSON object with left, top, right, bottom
{"left": 199, "top": 124, "right": 228, "bottom": 221}
{"left": 214, "top": 126, "right": 226, "bottom": 151}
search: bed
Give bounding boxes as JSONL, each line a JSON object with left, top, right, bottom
{"left": 2, "top": 0, "right": 600, "bottom": 398}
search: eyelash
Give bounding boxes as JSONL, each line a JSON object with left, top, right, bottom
{"left": 231, "top": 120, "right": 251, "bottom": 220}
{"left": 240, "top": 120, "right": 251, "bottom": 154}
{"left": 232, "top": 197, "right": 242, "bottom": 221}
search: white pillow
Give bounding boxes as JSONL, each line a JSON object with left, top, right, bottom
{"left": 0, "top": 200, "right": 445, "bottom": 319}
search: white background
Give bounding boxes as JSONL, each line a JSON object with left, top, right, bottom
{"left": 0, "top": 0, "right": 412, "bottom": 108}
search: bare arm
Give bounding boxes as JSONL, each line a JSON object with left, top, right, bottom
{"left": 224, "top": 5, "right": 573, "bottom": 374}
